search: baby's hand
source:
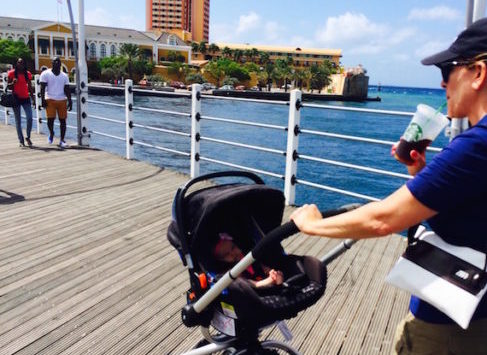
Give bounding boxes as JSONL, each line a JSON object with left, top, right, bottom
{"left": 269, "top": 269, "right": 284, "bottom": 285}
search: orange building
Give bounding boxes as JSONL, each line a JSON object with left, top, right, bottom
{"left": 146, "top": 0, "right": 209, "bottom": 42}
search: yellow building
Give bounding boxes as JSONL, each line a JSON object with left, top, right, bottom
{"left": 146, "top": 0, "right": 209, "bottom": 43}
{"left": 212, "top": 43, "right": 341, "bottom": 68}
{"left": 0, "top": 16, "right": 192, "bottom": 74}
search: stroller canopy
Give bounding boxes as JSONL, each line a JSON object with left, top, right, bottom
{"left": 169, "top": 183, "right": 285, "bottom": 270}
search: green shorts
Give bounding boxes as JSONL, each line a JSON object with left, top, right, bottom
{"left": 393, "top": 312, "right": 487, "bottom": 355}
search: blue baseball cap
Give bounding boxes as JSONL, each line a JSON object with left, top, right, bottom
{"left": 422, "top": 17, "right": 487, "bottom": 65}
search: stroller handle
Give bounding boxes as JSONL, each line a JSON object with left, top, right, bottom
{"left": 252, "top": 203, "right": 362, "bottom": 261}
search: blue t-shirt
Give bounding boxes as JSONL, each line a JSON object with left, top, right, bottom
{"left": 406, "top": 115, "right": 487, "bottom": 324}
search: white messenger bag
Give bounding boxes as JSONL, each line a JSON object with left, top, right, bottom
{"left": 386, "top": 226, "right": 487, "bottom": 329}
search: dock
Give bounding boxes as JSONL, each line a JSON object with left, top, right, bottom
{"left": 0, "top": 125, "right": 409, "bottom": 354}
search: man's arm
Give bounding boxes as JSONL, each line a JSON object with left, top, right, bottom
{"left": 40, "top": 82, "right": 47, "bottom": 108}
{"left": 64, "top": 83, "right": 72, "bottom": 111}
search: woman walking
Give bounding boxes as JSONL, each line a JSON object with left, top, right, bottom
{"left": 8, "top": 58, "right": 34, "bottom": 147}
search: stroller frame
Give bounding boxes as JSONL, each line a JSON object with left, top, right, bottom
{"left": 170, "top": 171, "right": 359, "bottom": 355}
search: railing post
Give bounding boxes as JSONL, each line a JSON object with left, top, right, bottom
{"left": 2, "top": 72, "right": 9, "bottom": 125}
{"left": 125, "top": 79, "right": 134, "bottom": 160}
{"left": 34, "top": 74, "right": 42, "bottom": 134}
{"left": 284, "top": 89, "right": 302, "bottom": 205}
{"left": 191, "top": 83, "right": 202, "bottom": 178}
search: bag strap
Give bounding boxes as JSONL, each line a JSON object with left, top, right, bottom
{"left": 407, "top": 224, "right": 420, "bottom": 245}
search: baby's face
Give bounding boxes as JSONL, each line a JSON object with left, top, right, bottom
{"left": 215, "top": 240, "right": 243, "bottom": 263}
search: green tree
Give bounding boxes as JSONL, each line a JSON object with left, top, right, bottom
{"left": 119, "top": 43, "right": 140, "bottom": 79}
{"left": 191, "top": 42, "right": 199, "bottom": 54}
{"left": 259, "top": 52, "right": 270, "bottom": 65}
{"left": 309, "top": 60, "right": 335, "bottom": 93}
{"left": 167, "top": 50, "right": 186, "bottom": 62}
{"left": 208, "top": 43, "right": 220, "bottom": 56}
{"left": 185, "top": 73, "right": 206, "bottom": 84}
{"left": 222, "top": 76, "right": 238, "bottom": 86}
{"left": 233, "top": 49, "right": 243, "bottom": 63}
{"left": 222, "top": 46, "right": 232, "bottom": 58}
{"left": 204, "top": 60, "right": 225, "bottom": 87}
{"left": 168, "top": 61, "right": 190, "bottom": 82}
{"left": 0, "top": 39, "right": 32, "bottom": 66}
{"left": 198, "top": 41, "right": 208, "bottom": 56}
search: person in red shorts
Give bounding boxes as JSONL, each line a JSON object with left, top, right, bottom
{"left": 7, "top": 58, "right": 34, "bottom": 147}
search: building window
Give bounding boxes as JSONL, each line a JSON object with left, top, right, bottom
{"left": 89, "top": 43, "right": 96, "bottom": 59}
{"left": 110, "top": 44, "right": 116, "bottom": 56}
{"left": 100, "top": 44, "right": 106, "bottom": 58}
{"left": 167, "top": 35, "right": 177, "bottom": 46}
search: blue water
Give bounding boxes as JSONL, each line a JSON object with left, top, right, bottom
{"left": 64, "top": 85, "right": 448, "bottom": 210}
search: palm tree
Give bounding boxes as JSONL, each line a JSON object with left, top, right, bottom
{"left": 191, "top": 42, "right": 199, "bottom": 55}
{"left": 222, "top": 46, "right": 232, "bottom": 59}
{"left": 259, "top": 52, "right": 270, "bottom": 65}
{"left": 198, "top": 41, "right": 208, "bottom": 57}
{"left": 119, "top": 43, "right": 140, "bottom": 79}
{"left": 233, "top": 49, "right": 243, "bottom": 63}
{"left": 168, "top": 61, "right": 190, "bottom": 82}
{"left": 244, "top": 49, "right": 253, "bottom": 63}
{"left": 208, "top": 43, "right": 220, "bottom": 58}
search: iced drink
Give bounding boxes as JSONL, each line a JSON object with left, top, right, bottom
{"left": 395, "top": 104, "right": 449, "bottom": 165}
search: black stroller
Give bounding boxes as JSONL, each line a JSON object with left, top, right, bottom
{"left": 167, "top": 171, "right": 358, "bottom": 354}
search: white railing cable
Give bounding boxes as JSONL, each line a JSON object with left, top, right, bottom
{"left": 199, "top": 136, "right": 285, "bottom": 155}
{"left": 133, "top": 105, "right": 191, "bottom": 117}
{"left": 133, "top": 139, "right": 190, "bottom": 156}
{"left": 132, "top": 88, "right": 191, "bottom": 97}
{"left": 90, "top": 130, "right": 126, "bottom": 141}
{"left": 296, "top": 179, "right": 380, "bottom": 202}
{"left": 201, "top": 115, "right": 287, "bottom": 131}
{"left": 88, "top": 99, "right": 125, "bottom": 108}
{"left": 302, "top": 102, "right": 415, "bottom": 117}
{"left": 299, "top": 128, "right": 443, "bottom": 152}
{"left": 87, "top": 84, "right": 125, "bottom": 91}
{"left": 201, "top": 94, "right": 289, "bottom": 105}
{"left": 69, "top": 110, "right": 125, "bottom": 125}
{"left": 298, "top": 154, "right": 412, "bottom": 179}
{"left": 90, "top": 114, "right": 125, "bottom": 125}
{"left": 199, "top": 156, "right": 284, "bottom": 179}
{"left": 132, "top": 122, "right": 190, "bottom": 137}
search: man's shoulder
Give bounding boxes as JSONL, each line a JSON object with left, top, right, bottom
{"left": 39, "top": 69, "right": 52, "bottom": 80}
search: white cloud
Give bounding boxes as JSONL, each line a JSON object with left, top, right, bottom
{"left": 315, "top": 13, "right": 415, "bottom": 55}
{"left": 414, "top": 40, "right": 449, "bottom": 58}
{"left": 393, "top": 53, "right": 411, "bottom": 62}
{"left": 236, "top": 12, "right": 260, "bottom": 34}
{"left": 315, "top": 12, "right": 387, "bottom": 45}
{"left": 85, "top": 7, "right": 143, "bottom": 30}
{"left": 408, "top": 6, "right": 461, "bottom": 21}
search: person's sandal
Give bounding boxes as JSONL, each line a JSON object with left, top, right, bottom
{"left": 25, "top": 137, "right": 33, "bottom": 147}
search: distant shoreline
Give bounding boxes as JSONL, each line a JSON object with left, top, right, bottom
{"left": 73, "top": 84, "right": 381, "bottom": 102}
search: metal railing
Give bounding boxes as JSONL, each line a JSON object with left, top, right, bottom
{"left": 3, "top": 78, "right": 445, "bottom": 206}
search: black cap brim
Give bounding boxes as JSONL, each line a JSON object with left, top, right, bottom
{"left": 421, "top": 48, "right": 458, "bottom": 66}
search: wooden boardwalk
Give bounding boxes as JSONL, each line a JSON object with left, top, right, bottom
{"left": 0, "top": 125, "right": 409, "bottom": 355}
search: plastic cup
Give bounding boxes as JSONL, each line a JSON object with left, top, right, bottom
{"left": 394, "top": 104, "right": 449, "bottom": 164}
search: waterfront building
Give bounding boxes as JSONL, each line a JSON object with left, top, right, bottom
{"left": 145, "top": 0, "right": 210, "bottom": 43}
{"left": 0, "top": 16, "right": 191, "bottom": 74}
{"left": 201, "top": 43, "right": 341, "bottom": 69}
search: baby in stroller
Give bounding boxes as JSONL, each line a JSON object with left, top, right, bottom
{"left": 213, "top": 232, "right": 284, "bottom": 289}
{"left": 168, "top": 171, "right": 357, "bottom": 354}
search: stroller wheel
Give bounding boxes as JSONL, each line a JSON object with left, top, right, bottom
{"left": 233, "top": 340, "right": 300, "bottom": 355}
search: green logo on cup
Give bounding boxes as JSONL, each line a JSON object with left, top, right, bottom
{"left": 404, "top": 122, "right": 423, "bottom": 142}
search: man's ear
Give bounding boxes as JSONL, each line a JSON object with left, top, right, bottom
{"left": 472, "top": 61, "right": 487, "bottom": 90}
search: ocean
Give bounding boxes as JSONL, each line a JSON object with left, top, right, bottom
{"left": 67, "top": 85, "right": 448, "bottom": 210}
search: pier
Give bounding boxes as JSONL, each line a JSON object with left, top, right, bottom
{"left": 0, "top": 124, "right": 409, "bottom": 354}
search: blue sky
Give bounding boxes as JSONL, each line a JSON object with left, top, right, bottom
{"left": 1, "top": 0, "right": 483, "bottom": 88}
